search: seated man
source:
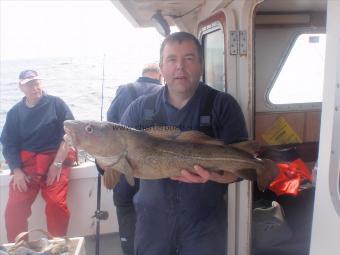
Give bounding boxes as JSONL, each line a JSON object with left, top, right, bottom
{"left": 0, "top": 70, "right": 75, "bottom": 241}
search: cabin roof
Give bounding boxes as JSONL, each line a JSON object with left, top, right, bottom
{"left": 111, "top": 0, "right": 205, "bottom": 28}
{"left": 111, "top": 0, "right": 327, "bottom": 29}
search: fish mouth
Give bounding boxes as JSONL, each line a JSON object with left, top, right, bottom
{"left": 63, "top": 126, "right": 77, "bottom": 147}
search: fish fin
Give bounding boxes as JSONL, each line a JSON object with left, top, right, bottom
{"left": 229, "top": 141, "right": 261, "bottom": 155}
{"left": 125, "top": 174, "right": 135, "bottom": 186}
{"left": 176, "top": 131, "right": 224, "bottom": 145}
{"left": 119, "top": 156, "right": 135, "bottom": 186}
{"left": 103, "top": 169, "right": 121, "bottom": 190}
{"left": 256, "top": 159, "right": 279, "bottom": 191}
{"left": 144, "top": 126, "right": 181, "bottom": 140}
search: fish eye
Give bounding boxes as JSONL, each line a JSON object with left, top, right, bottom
{"left": 85, "top": 125, "right": 93, "bottom": 133}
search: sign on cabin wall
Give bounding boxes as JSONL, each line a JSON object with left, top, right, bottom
{"left": 262, "top": 117, "right": 303, "bottom": 145}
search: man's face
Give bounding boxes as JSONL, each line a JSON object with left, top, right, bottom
{"left": 20, "top": 79, "right": 43, "bottom": 101}
{"left": 160, "top": 40, "right": 202, "bottom": 95}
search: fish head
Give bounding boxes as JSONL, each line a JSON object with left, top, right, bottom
{"left": 63, "top": 120, "right": 126, "bottom": 157}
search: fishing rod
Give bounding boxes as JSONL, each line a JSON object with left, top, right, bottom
{"left": 94, "top": 54, "right": 109, "bottom": 255}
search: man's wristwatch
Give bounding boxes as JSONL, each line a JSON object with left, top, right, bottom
{"left": 53, "top": 161, "right": 63, "bottom": 168}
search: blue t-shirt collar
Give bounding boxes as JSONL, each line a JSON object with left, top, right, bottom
{"left": 162, "top": 82, "right": 203, "bottom": 111}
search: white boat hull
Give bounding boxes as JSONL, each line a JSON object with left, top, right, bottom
{"left": 0, "top": 162, "right": 119, "bottom": 243}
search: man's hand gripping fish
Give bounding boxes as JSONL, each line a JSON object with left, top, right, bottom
{"left": 63, "top": 120, "right": 278, "bottom": 191}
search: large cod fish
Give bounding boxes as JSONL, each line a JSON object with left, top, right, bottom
{"left": 63, "top": 120, "right": 278, "bottom": 190}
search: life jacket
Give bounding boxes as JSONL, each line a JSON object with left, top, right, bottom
{"left": 260, "top": 147, "right": 313, "bottom": 196}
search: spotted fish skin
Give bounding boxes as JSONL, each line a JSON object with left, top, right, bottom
{"left": 63, "top": 120, "right": 278, "bottom": 190}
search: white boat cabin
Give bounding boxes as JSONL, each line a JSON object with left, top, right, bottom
{"left": 1, "top": 0, "right": 340, "bottom": 254}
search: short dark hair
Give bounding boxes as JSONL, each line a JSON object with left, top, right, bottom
{"left": 159, "top": 32, "right": 203, "bottom": 64}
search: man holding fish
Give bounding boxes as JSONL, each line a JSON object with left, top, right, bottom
{"left": 63, "top": 32, "right": 278, "bottom": 255}
{"left": 64, "top": 32, "right": 278, "bottom": 255}
{"left": 119, "top": 32, "right": 247, "bottom": 254}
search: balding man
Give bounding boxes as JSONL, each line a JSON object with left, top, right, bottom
{"left": 107, "top": 63, "right": 162, "bottom": 255}
{"left": 107, "top": 63, "right": 162, "bottom": 123}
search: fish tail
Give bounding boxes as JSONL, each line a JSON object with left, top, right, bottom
{"left": 256, "top": 159, "right": 279, "bottom": 191}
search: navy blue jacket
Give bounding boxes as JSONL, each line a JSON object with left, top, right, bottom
{"left": 107, "top": 77, "right": 162, "bottom": 206}
{"left": 0, "top": 94, "right": 74, "bottom": 171}
{"left": 107, "top": 77, "right": 162, "bottom": 123}
{"left": 120, "top": 82, "right": 248, "bottom": 218}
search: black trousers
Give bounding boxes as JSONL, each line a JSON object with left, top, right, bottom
{"left": 113, "top": 176, "right": 139, "bottom": 255}
{"left": 115, "top": 204, "right": 136, "bottom": 255}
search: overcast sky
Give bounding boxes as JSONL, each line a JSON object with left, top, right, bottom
{"left": 0, "top": 0, "right": 165, "bottom": 61}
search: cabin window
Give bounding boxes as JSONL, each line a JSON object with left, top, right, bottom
{"left": 202, "top": 28, "right": 225, "bottom": 92}
{"left": 268, "top": 33, "right": 326, "bottom": 104}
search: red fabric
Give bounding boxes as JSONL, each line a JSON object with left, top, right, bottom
{"left": 269, "top": 158, "right": 312, "bottom": 196}
{"left": 5, "top": 150, "right": 74, "bottom": 242}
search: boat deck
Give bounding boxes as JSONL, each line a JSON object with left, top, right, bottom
{"left": 85, "top": 233, "right": 124, "bottom": 255}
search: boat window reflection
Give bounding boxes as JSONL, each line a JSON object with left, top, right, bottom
{"left": 202, "top": 28, "right": 225, "bottom": 92}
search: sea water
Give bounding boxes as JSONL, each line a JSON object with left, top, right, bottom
{"left": 0, "top": 55, "right": 146, "bottom": 167}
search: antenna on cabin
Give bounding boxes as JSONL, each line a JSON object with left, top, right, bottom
{"left": 151, "top": 10, "right": 170, "bottom": 36}
{"left": 100, "top": 54, "right": 105, "bottom": 122}
{"left": 93, "top": 54, "right": 109, "bottom": 255}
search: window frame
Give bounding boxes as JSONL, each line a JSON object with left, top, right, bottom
{"left": 198, "top": 12, "right": 226, "bottom": 92}
{"left": 264, "top": 28, "right": 325, "bottom": 111}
